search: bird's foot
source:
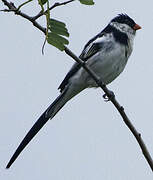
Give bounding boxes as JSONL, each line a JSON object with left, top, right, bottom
{"left": 103, "top": 90, "right": 115, "bottom": 102}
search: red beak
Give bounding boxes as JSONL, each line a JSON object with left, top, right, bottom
{"left": 133, "top": 24, "right": 141, "bottom": 30}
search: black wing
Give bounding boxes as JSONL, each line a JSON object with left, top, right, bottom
{"left": 58, "top": 32, "right": 104, "bottom": 92}
{"left": 58, "top": 63, "right": 81, "bottom": 92}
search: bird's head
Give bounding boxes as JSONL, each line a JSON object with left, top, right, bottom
{"left": 110, "top": 14, "right": 141, "bottom": 36}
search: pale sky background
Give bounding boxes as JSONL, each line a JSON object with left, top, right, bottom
{"left": 0, "top": 0, "right": 153, "bottom": 179}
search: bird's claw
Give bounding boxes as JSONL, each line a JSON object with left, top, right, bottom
{"left": 103, "top": 90, "right": 115, "bottom": 102}
{"left": 103, "top": 94, "right": 109, "bottom": 102}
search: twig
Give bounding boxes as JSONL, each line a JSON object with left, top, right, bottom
{"left": 2, "top": 0, "right": 153, "bottom": 171}
{"left": 17, "top": 0, "right": 33, "bottom": 11}
{"left": 1, "top": 0, "right": 46, "bottom": 33}
{"left": 33, "top": 0, "right": 75, "bottom": 20}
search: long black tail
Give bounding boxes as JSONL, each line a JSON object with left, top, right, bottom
{"left": 6, "top": 90, "right": 68, "bottom": 169}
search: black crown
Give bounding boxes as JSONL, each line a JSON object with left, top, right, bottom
{"left": 111, "top": 14, "right": 136, "bottom": 28}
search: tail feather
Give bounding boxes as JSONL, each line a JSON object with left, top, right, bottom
{"left": 6, "top": 90, "right": 68, "bottom": 169}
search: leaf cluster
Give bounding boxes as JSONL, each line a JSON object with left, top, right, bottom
{"left": 38, "top": 0, "right": 95, "bottom": 50}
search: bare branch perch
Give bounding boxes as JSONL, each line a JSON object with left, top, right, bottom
{"left": 2, "top": 0, "right": 153, "bottom": 171}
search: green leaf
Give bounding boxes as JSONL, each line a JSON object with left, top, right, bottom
{"left": 79, "top": 0, "right": 95, "bottom": 5}
{"left": 49, "top": 19, "right": 66, "bottom": 28}
{"left": 48, "top": 19, "right": 69, "bottom": 50}
{"left": 47, "top": 38, "right": 65, "bottom": 51}
{"left": 39, "top": 0, "right": 48, "bottom": 5}
{"left": 50, "top": 33, "right": 69, "bottom": 45}
{"left": 47, "top": 33, "right": 69, "bottom": 51}
{"left": 49, "top": 18, "right": 69, "bottom": 37}
{"left": 49, "top": 26, "right": 69, "bottom": 37}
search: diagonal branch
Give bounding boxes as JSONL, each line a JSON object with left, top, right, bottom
{"left": 2, "top": 0, "right": 153, "bottom": 171}
{"left": 1, "top": 0, "right": 46, "bottom": 33}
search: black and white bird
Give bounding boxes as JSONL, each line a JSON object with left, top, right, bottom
{"left": 6, "top": 14, "right": 141, "bottom": 168}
